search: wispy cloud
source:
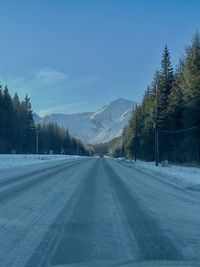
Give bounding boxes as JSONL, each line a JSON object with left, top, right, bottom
{"left": 0, "top": 68, "right": 71, "bottom": 97}
{"left": 38, "top": 101, "right": 87, "bottom": 117}
{"left": 0, "top": 67, "right": 101, "bottom": 114}
{"left": 32, "top": 68, "right": 71, "bottom": 86}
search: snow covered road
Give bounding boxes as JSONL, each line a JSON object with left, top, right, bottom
{"left": 0, "top": 157, "right": 199, "bottom": 266}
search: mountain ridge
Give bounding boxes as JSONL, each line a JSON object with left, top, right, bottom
{"left": 34, "top": 98, "right": 136, "bottom": 144}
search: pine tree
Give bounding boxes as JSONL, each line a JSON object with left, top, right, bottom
{"left": 20, "top": 95, "right": 35, "bottom": 153}
{"left": 159, "top": 46, "right": 174, "bottom": 109}
{"left": 0, "top": 85, "right": 88, "bottom": 155}
{"left": 157, "top": 46, "right": 174, "bottom": 161}
{"left": 12, "top": 93, "right": 22, "bottom": 153}
{"left": 166, "top": 60, "right": 184, "bottom": 161}
{"left": 181, "top": 31, "right": 200, "bottom": 162}
{"left": 1, "top": 86, "right": 14, "bottom": 153}
{"left": 108, "top": 32, "right": 200, "bottom": 164}
{"left": 0, "top": 85, "right": 4, "bottom": 152}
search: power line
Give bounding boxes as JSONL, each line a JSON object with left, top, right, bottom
{"left": 155, "top": 83, "right": 159, "bottom": 166}
{"left": 158, "top": 91, "right": 200, "bottom": 119}
{"left": 133, "top": 90, "right": 200, "bottom": 126}
{"left": 159, "top": 124, "right": 200, "bottom": 133}
{"left": 132, "top": 94, "right": 200, "bottom": 135}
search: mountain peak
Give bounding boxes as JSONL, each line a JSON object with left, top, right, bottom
{"left": 90, "top": 98, "right": 135, "bottom": 123}
{"left": 112, "top": 97, "right": 134, "bottom": 103}
{"left": 34, "top": 98, "right": 136, "bottom": 144}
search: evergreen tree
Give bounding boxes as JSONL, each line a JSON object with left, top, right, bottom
{"left": 157, "top": 46, "right": 174, "bottom": 161}
{"left": 12, "top": 93, "right": 22, "bottom": 153}
{"left": 103, "top": 32, "right": 200, "bottom": 165}
{"left": 1, "top": 86, "right": 14, "bottom": 152}
{"left": 166, "top": 60, "right": 184, "bottom": 161}
{"left": 20, "top": 95, "right": 35, "bottom": 153}
{"left": 0, "top": 86, "right": 88, "bottom": 155}
{"left": 158, "top": 46, "right": 174, "bottom": 112}
{"left": 0, "top": 85, "right": 4, "bottom": 152}
{"left": 181, "top": 31, "right": 200, "bottom": 162}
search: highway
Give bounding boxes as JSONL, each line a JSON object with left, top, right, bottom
{"left": 0, "top": 157, "right": 199, "bottom": 266}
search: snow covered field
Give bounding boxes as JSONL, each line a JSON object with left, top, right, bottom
{"left": 0, "top": 154, "right": 79, "bottom": 169}
{"left": 118, "top": 159, "right": 200, "bottom": 189}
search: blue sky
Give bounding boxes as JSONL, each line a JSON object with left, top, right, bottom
{"left": 0, "top": 0, "right": 199, "bottom": 116}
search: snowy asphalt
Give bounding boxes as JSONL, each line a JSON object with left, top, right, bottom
{"left": 0, "top": 157, "right": 199, "bottom": 266}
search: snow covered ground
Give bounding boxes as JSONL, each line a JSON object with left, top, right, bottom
{"left": 0, "top": 157, "right": 199, "bottom": 265}
{"left": 118, "top": 159, "right": 200, "bottom": 189}
{"left": 0, "top": 154, "right": 79, "bottom": 169}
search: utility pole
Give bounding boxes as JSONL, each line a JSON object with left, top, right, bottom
{"left": 77, "top": 143, "right": 79, "bottom": 155}
{"left": 36, "top": 123, "right": 39, "bottom": 154}
{"left": 134, "top": 110, "right": 138, "bottom": 162}
{"left": 155, "top": 82, "right": 159, "bottom": 166}
{"left": 155, "top": 124, "right": 159, "bottom": 166}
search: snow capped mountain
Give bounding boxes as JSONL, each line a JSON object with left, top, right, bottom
{"left": 33, "top": 113, "right": 42, "bottom": 123}
{"left": 92, "top": 108, "right": 133, "bottom": 144}
{"left": 36, "top": 98, "right": 136, "bottom": 144}
{"left": 44, "top": 112, "right": 93, "bottom": 129}
{"left": 91, "top": 98, "right": 134, "bottom": 129}
{"left": 43, "top": 112, "right": 98, "bottom": 142}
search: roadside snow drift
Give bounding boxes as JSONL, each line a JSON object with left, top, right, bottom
{"left": 118, "top": 159, "right": 200, "bottom": 189}
{"left": 0, "top": 154, "right": 79, "bottom": 169}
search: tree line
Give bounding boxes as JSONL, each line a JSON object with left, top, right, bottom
{"left": 0, "top": 86, "right": 88, "bottom": 155}
{"left": 94, "top": 136, "right": 121, "bottom": 156}
{"left": 110, "top": 32, "right": 200, "bottom": 164}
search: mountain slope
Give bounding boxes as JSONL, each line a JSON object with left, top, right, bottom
{"left": 91, "top": 98, "right": 134, "bottom": 129}
{"left": 33, "top": 113, "right": 42, "bottom": 123}
{"left": 92, "top": 108, "right": 133, "bottom": 144}
{"left": 36, "top": 98, "right": 136, "bottom": 144}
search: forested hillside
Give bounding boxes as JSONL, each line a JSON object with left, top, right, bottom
{"left": 0, "top": 87, "right": 88, "bottom": 155}
{"left": 111, "top": 32, "right": 200, "bottom": 164}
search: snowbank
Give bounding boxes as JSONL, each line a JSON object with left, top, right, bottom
{"left": 118, "top": 159, "right": 200, "bottom": 189}
{"left": 0, "top": 154, "right": 79, "bottom": 169}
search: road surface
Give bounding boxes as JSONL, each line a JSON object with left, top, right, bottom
{"left": 0, "top": 157, "right": 199, "bottom": 266}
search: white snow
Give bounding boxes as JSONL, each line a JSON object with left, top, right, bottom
{"left": 37, "top": 98, "right": 136, "bottom": 144}
{"left": 119, "top": 159, "right": 200, "bottom": 189}
{"left": 0, "top": 158, "right": 93, "bottom": 267}
{"left": 0, "top": 154, "right": 78, "bottom": 169}
{"left": 110, "top": 158, "right": 200, "bottom": 261}
{"left": 45, "top": 112, "right": 94, "bottom": 129}
{"left": 92, "top": 108, "right": 133, "bottom": 144}
{"left": 0, "top": 157, "right": 199, "bottom": 265}
{"left": 90, "top": 98, "right": 135, "bottom": 130}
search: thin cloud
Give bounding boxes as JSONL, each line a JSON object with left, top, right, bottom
{"left": 32, "top": 68, "right": 71, "bottom": 86}
{"left": 0, "top": 68, "right": 101, "bottom": 114}
{"left": 38, "top": 101, "right": 87, "bottom": 117}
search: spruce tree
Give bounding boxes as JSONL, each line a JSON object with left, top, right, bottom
{"left": 21, "top": 95, "right": 35, "bottom": 153}
{"left": 157, "top": 46, "right": 174, "bottom": 161}
{"left": 12, "top": 93, "right": 22, "bottom": 153}
{"left": 181, "top": 31, "right": 200, "bottom": 162}
{"left": 166, "top": 61, "right": 184, "bottom": 161}
{"left": 2, "top": 86, "right": 14, "bottom": 153}
{"left": 0, "top": 85, "right": 4, "bottom": 152}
